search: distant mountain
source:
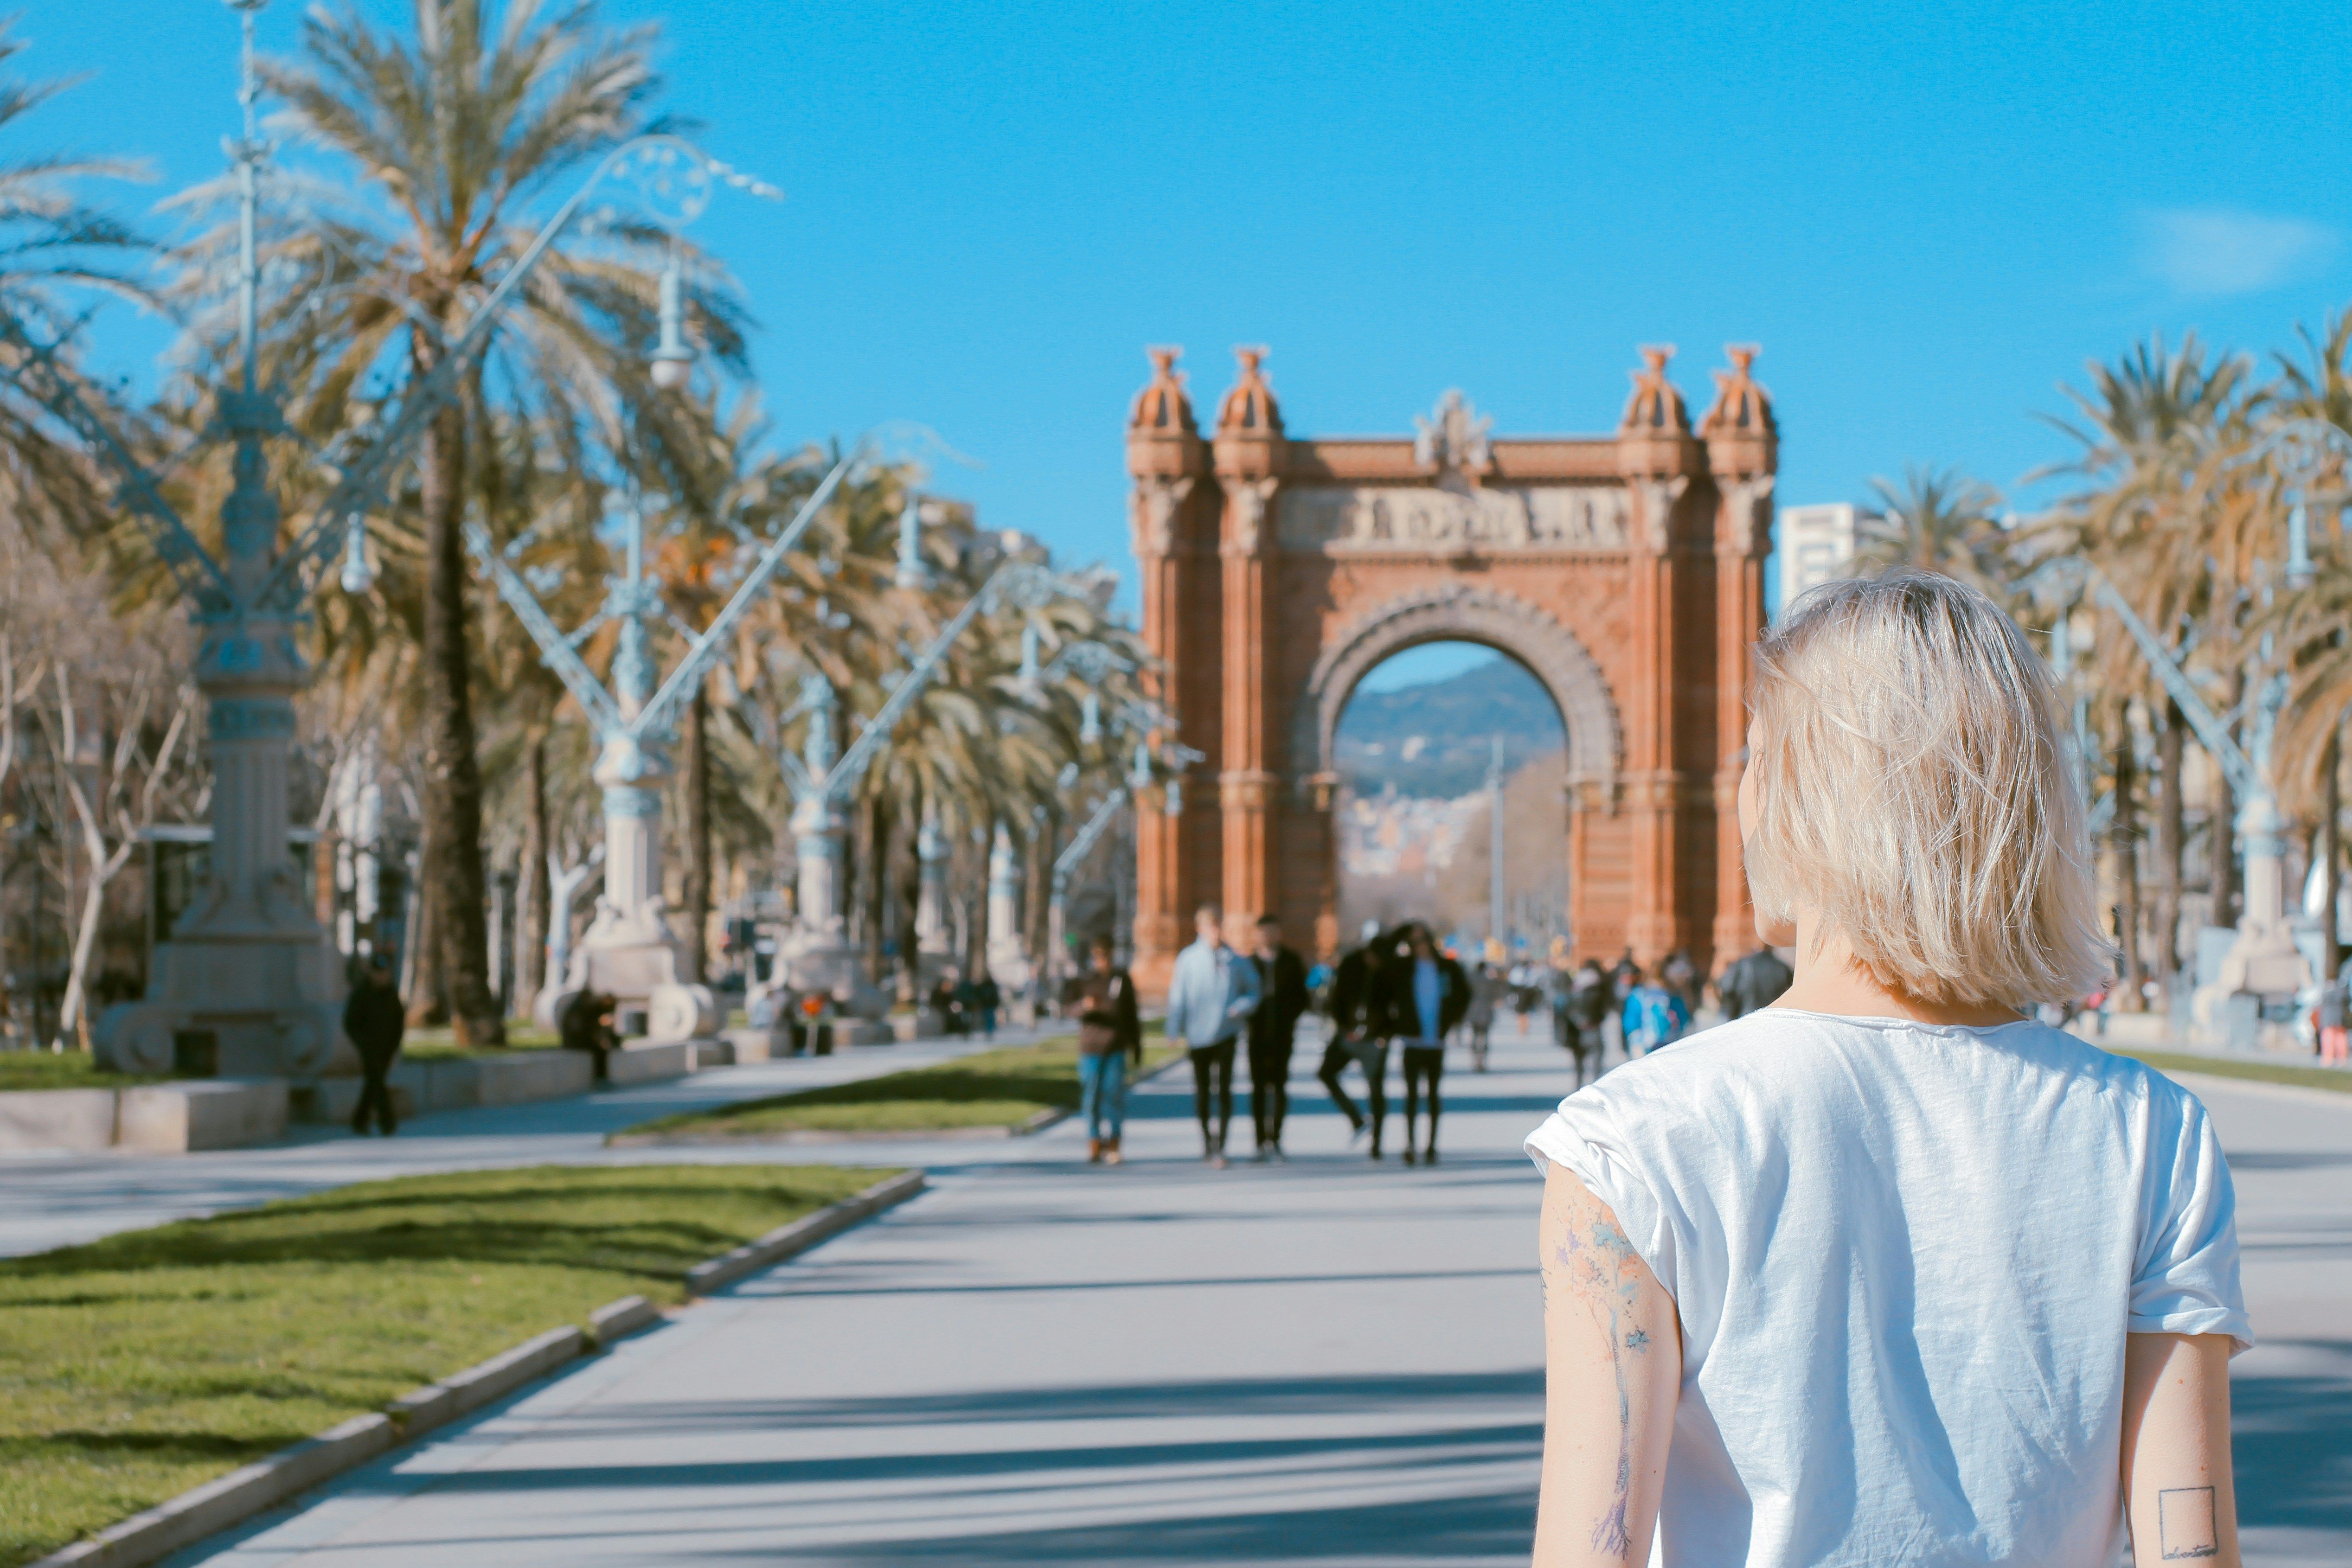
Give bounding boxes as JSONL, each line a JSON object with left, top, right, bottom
{"left": 1335, "top": 656, "right": 1564, "bottom": 799}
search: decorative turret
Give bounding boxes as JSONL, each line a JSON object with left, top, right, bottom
{"left": 1126, "top": 345, "right": 1204, "bottom": 482}
{"left": 1212, "top": 345, "right": 1286, "bottom": 481}
{"left": 1619, "top": 344, "right": 1691, "bottom": 435}
{"left": 1700, "top": 344, "right": 1777, "bottom": 479}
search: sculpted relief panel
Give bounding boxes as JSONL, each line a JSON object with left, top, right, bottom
{"left": 1275, "top": 483, "right": 1630, "bottom": 553}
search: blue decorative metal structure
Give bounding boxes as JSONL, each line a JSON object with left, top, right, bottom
{"left": 470, "top": 454, "right": 859, "bottom": 1037}
{"left": 0, "top": 3, "right": 776, "bottom": 1072}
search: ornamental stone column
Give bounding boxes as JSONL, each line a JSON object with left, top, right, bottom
{"left": 1615, "top": 346, "right": 1710, "bottom": 969}
{"left": 1701, "top": 347, "right": 1778, "bottom": 973}
{"left": 1125, "top": 346, "right": 1206, "bottom": 995}
{"left": 1212, "top": 346, "right": 1285, "bottom": 944}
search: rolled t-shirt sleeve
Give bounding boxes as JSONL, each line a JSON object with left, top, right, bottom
{"left": 2129, "top": 1088, "right": 2254, "bottom": 1354}
{"left": 1526, "top": 1096, "right": 1683, "bottom": 1307}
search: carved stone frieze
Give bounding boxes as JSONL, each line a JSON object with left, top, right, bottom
{"left": 1274, "top": 483, "right": 1630, "bottom": 553}
{"left": 1630, "top": 476, "right": 1691, "bottom": 555}
{"left": 1717, "top": 475, "right": 1776, "bottom": 557}
{"left": 1224, "top": 477, "right": 1279, "bottom": 557}
{"left": 1129, "top": 475, "right": 1194, "bottom": 560}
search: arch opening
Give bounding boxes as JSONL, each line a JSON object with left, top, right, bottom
{"left": 1331, "top": 641, "right": 1570, "bottom": 960}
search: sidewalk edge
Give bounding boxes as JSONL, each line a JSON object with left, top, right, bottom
{"left": 28, "top": 1171, "right": 926, "bottom": 1568}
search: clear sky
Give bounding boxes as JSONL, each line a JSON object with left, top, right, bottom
{"left": 18, "top": 0, "right": 2352, "bottom": 612}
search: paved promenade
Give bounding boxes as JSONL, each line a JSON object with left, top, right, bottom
{"left": 9, "top": 1016, "right": 2341, "bottom": 1565}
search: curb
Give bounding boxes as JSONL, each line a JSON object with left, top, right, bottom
{"left": 685, "top": 1169, "right": 927, "bottom": 1293}
{"left": 29, "top": 1171, "right": 926, "bottom": 1568}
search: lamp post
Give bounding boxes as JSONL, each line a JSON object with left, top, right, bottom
{"left": 472, "top": 454, "right": 861, "bottom": 1041}
{"left": 0, "top": 3, "right": 774, "bottom": 1072}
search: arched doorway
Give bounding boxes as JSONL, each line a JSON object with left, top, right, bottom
{"left": 1123, "top": 344, "right": 1776, "bottom": 986}
{"left": 1329, "top": 640, "right": 1570, "bottom": 960}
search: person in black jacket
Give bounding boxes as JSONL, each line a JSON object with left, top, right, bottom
{"left": 341, "top": 956, "right": 405, "bottom": 1136}
{"left": 1246, "top": 914, "right": 1310, "bottom": 1161}
{"left": 1717, "top": 944, "right": 1795, "bottom": 1020}
{"left": 1377, "top": 924, "right": 1471, "bottom": 1165}
{"left": 1320, "top": 922, "right": 1394, "bottom": 1158}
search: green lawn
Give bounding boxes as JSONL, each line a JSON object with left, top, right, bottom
{"left": 399, "top": 1024, "right": 564, "bottom": 1061}
{"left": 0, "top": 1162, "right": 892, "bottom": 1568}
{"left": 2115, "top": 1046, "right": 2352, "bottom": 1096}
{"left": 0, "top": 1050, "right": 172, "bottom": 1093}
{"left": 615, "top": 1035, "right": 1180, "bottom": 1141}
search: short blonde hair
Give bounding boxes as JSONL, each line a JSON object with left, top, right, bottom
{"left": 1746, "top": 570, "right": 2110, "bottom": 1007}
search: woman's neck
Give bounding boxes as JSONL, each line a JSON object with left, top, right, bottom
{"left": 1769, "top": 910, "right": 2019, "bottom": 1028}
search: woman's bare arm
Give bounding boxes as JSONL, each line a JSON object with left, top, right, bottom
{"left": 1533, "top": 1162, "right": 1680, "bottom": 1566}
{"left": 2121, "top": 1332, "right": 2238, "bottom": 1567}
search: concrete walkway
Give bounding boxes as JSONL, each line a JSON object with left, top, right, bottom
{"left": 30, "top": 1018, "right": 2352, "bottom": 1564}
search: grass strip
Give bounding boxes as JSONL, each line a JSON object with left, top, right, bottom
{"left": 2114, "top": 1046, "right": 2352, "bottom": 1096}
{"left": 0, "top": 1050, "right": 173, "bottom": 1093}
{"left": 616, "top": 1035, "right": 1182, "bottom": 1140}
{"left": 398, "top": 1024, "right": 564, "bottom": 1061}
{"left": 0, "top": 1162, "right": 891, "bottom": 1568}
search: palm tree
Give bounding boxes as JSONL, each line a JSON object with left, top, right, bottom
{"left": 1854, "top": 464, "right": 2008, "bottom": 588}
{"left": 254, "top": 0, "right": 747, "bottom": 1043}
{"left": 0, "top": 20, "right": 154, "bottom": 552}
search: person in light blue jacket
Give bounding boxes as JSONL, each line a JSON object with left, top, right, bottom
{"left": 1162, "top": 903, "right": 1262, "bottom": 1167}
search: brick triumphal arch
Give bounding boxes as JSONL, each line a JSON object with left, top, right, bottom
{"left": 1123, "top": 343, "right": 1778, "bottom": 992}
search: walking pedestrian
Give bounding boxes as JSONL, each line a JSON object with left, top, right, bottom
{"left": 1382, "top": 924, "right": 1469, "bottom": 1165}
{"left": 1465, "top": 960, "right": 1502, "bottom": 1071}
{"left": 1074, "top": 939, "right": 1141, "bottom": 1163}
{"left": 1320, "top": 920, "right": 1392, "bottom": 1158}
{"left": 1526, "top": 571, "right": 2247, "bottom": 1565}
{"left": 1246, "top": 914, "right": 1309, "bottom": 1161}
{"left": 341, "top": 956, "right": 404, "bottom": 1136}
{"left": 1716, "top": 942, "right": 1795, "bottom": 1020}
{"left": 1162, "top": 904, "right": 1259, "bottom": 1168}
{"left": 2317, "top": 973, "right": 2349, "bottom": 1066}
{"left": 1619, "top": 964, "right": 1690, "bottom": 1057}
{"left": 972, "top": 971, "right": 1001, "bottom": 1040}
{"left": 929, "top": 967, "right": 967, "bottom": 1037}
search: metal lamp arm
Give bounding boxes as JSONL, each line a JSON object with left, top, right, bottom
{"left": 815, "top": 564, "right": 1009, "bottom": 803}
{"left": 1053, "top": 791, "right": 1128, "bottom": 880}
{"left": 0, "top": 314, "right": 236, "bottom": 611}
{"left": 633, "top": 445, "right": 863, "bottom": 738}
{"left": 464, "top": 519, "right": 628, "bottom": 739}
{"left": 2085, "top": 570, "right": 2266, "bottom": 803}
{"left": 262, "top": 134, "right": 731, "bottom": 610}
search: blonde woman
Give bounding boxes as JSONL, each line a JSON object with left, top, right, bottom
{"left": 1526, "top": 572, "right": 2248, "bottom": 1567}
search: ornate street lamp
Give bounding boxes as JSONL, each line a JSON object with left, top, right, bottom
{"left": 0, "top": 0, "right": 775, "bottom": 1073}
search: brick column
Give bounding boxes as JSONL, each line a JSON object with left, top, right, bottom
{"left": 1615, "top": 346, "right": 1708, "bottom": 970}
{"left": 1211, "top": 347, "right": 1285, "bottom": 944}
{"left": 1701, "top": 347, "right": 1780, "bottom": 972}
{"left": 1125, "top": 348, "right": 1205, "bottom": 996}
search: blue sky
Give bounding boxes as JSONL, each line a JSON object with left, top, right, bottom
{"left": 17, "top": 0, "right": 2352, "bottom": 626}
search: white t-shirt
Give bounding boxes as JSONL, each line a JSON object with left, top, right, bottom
{"left": 1523, "top": 1009, "right": 2250, "bottom": 1568}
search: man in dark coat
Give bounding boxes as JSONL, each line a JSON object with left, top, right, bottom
{"left": 1319, "top": 923, "right": 1393, "bottom": 1157}
{"left": 560, "top": 988, "right": 619, "bottom": 1083}
{"left": 1718, "top": 945, "right": 1795, "bottom": 1020}
{"left": 1245, "top": 914, "right": 1310, "bottom": 1161}
{"left": 341, "top": 956, "right": 405, "bottom": 1136}
{"left": 1375, "top": 925, "right": 1472, "bottom": 1165}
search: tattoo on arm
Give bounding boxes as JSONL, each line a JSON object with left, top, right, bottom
{"left": 1552, "top": 1209, "right": 1655, "bottom": 1557}
{"left": 2157, "top": 1487, "right": 2218, "bottom": 1560}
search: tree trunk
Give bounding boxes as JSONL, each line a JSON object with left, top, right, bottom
{"left": 516, "top": 730, "right": 551, "bottom": 1020}
{"left": 2211, "top": 668, "right": 2244, "bottom": 931}
{"left": 2112, "top": 701, "right": 2142, "bottom": 1011}
{"left": 404, "top": 845, "right": 447, "bottom": 1027}
{"left": 681, "top": 684, "right": 711, "bottom": 983}
{"left": 2325, "top": 720, "right": 2343, "bottom": 987}
{"left": 2155, "top": 700, "right": 2185, "bottom": 1002}
{"left": 415, "top": 372, "right": 503, "bottom": 1044}
{"left": 867, "top": 793, "right": 891, "bottom": 986}
{"left": 895, "top": 783, "right": 923, "bottom": 1003}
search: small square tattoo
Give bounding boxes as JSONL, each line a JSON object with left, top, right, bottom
{"left": 2156, "top": 1486, "right": 2217, "bottom": 1561}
